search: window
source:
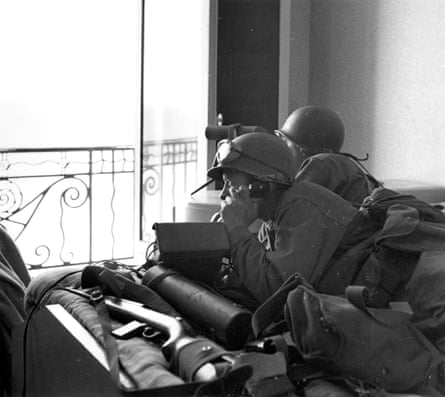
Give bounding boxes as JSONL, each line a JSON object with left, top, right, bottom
{"left": 0, "top": 0, "right": 141, "bottom": 269}
{"left": 141, "top": 0, "right": 212, "bottom": 242}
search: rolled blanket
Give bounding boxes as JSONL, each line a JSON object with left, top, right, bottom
{"left": 25, "top": 268, "right": 184, "bottom": 389}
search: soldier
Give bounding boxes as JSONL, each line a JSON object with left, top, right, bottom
{"left": 276, "top": 105, "right": 381, "bottom": 207}
{"left": 207, "top": 132, "right": 380, "bottom": 305}
{"left": 207, "top": 131, "right": 445, "bottom": 395}
{"left": 208, "top": 131, "right": 444, "bottom": 305}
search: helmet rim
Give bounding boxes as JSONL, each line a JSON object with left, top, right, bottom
{"left": 207, "top": 133, "right": 297, "bottom": 185}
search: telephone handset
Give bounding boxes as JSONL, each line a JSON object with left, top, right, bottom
{"left": 210, "top": 181, "right": 269, "bottom": 222}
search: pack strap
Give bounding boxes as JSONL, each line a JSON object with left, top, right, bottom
{"left": 252, "top": 274, "right": 311, "bottom": 338}
{"left": 89, "top": 287, "right": 122, "bottom": 388}
{"left": 61, "top": 286, "right": 135, "bottom": 391}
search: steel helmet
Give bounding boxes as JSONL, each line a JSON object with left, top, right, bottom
{"left": 207, "top": 132, "right": 297, "bottom": 185}
{"left": 279, "top": 106, "right": 345, "bottom": 153}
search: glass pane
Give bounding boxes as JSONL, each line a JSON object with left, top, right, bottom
{"left": 142, "top": 0, "right": 210, "bottom": 242}
{"left": 0, "top": 0, "right": 141, "bottom": 269}
{"left": 0, "top": 0, "right": 141, "bottom": 148}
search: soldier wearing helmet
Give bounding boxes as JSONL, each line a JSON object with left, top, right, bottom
{"left": 207, "top": 132, "right": 376, "bottom": 305}
{"left": 206, "top": 132, "right": 445, "bottom": 397}
{"left": 276, "top": 105, "right": 381, "bottom": 207}
{"left": 207, "top": 132, "right": 297, "bottom": 226}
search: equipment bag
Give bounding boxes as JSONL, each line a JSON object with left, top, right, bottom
{"left": 152, "top": 222, "right": 230, "bottom": 285}
{"left": 20, "top": 265, "right": 254, "bottom": 397}
{"left": 360, "top": 186, "right": 445, "bottom": 224}
{"left": 252, "top": 274, "right": 445, "bottom": 394}
{"left": 316, "top": 189, "right": 445, "bottom": 308}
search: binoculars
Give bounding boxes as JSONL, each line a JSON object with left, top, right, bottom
{"left": 205, "top": 124, "right": 273, "bottom": 140}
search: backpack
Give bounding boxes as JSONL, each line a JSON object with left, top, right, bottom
{"left": 315, "top": 187, "right": 445, "bottom": 307}
{"left": 360, "top": 186, "right": 445, "bottom": 224}
{"left": 252, "top": 274, "right": 445, "bottom": 395}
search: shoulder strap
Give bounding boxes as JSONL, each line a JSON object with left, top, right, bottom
{"left": 252, "top": 274, "right": 311, "bottom": 338}
{"left": 89, "top": 287, "right": 124, "bottom": 388}
{"left": 62, "top": 285, "right": 135, "bottom": 390}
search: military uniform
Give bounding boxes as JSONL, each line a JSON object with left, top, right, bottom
{"left": 228, "top": 180, "right": 445, "bottom": 307}
{"left": 295, "top": 153, "right": 381, "bottom": 207}
{"left": 228, "top": 181, "right": 359, "bottom": 303}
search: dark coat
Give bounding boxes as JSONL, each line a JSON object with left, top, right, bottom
{"left": 0, "top": 226, "right": 28, "bottom": 392}
{"left": 295, "top": 153, "right": 381, "bottom": 207}
{"left": 228, "top": 181, "right": 358, "bottom": 303}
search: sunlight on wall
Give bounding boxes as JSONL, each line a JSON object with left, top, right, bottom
{"left": 306, "top": 0, "right": 445, "bottom": 186}
{"left": 372, "top": 0, "right": 445, "bottom": 184}
{"left": 0, "top": 0, "right": 141, "bottom": 148}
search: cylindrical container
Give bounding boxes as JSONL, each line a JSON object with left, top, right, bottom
{"left": 142, "top": 264, "right": 252, "bottom": 350}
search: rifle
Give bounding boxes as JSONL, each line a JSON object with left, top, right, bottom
{"left": 81, "top": 263, "right": 252, "bottom": 350}
{"left": 103, "top": 295, "right": 249, "bottom": 383}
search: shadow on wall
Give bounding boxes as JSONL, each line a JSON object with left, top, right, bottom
{"left": 308, "top": 0, "right": 380, "bottom": 163}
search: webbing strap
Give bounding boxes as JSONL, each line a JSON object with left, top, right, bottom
{"left": 62, "top": 286, "right": 138, "bottom": 390}
{"left": 89, "top": 287, "right": 122, "bottom": 388}
{"left": 252, "top": 274, "right": 310, "bottom": 338}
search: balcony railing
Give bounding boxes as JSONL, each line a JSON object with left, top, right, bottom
{"left": 141, "top": 137, "right": 198, "bottom": 242}
{"left": 0, "top": 146, "right": 135, "bottom": 270}
{"left": 0, "top": 139, "right": 199, "bottom": 271}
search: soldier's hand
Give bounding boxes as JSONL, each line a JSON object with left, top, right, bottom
{"left": 220, "top": 186, "right": 257, "bottom": 232}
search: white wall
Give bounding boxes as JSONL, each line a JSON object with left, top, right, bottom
{"left": 285, "top": 0, "right": 445, "bottom": 186}
{"left": 371, "top": 1, "right": 445, "bottom": 183}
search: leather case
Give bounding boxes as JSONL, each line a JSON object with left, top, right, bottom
{"left": 152, "top": 222, "right": 230, "bottom": 285}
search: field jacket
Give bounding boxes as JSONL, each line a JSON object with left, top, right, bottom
{"left": 228, "top": 181, "right": 358, "bottom": 303}
{"left": 295, "top": 153, "right": 381, "bottom": 207}
{"left": 229, "top": 181, "right": 445, "bottom": 305}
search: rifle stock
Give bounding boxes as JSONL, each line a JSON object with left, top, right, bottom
{"left": 104, "top": 296, "right": 235, "bottom": 383}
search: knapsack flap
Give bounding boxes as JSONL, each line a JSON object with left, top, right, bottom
{"left": 283, "top": 284, "right": 444, "bottom": 393}
{"left": 360, "top": 187, "right": 445, "bottom": 224}
{"left": 375, "top": 204, "right": 445, "bottom": 252}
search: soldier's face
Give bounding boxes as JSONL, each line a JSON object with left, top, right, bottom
{"left": 220, "top": 170, "right": 252, "bottom": 200}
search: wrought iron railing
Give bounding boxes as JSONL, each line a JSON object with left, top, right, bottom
{"left": 141, "top": 137, "right": 198, "bottom": 242}
{"left": 0, "top": 140, "right": 199, "bottom": 270}
{"left": 0, "top": 146, "right": 135, "bottom": 270}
